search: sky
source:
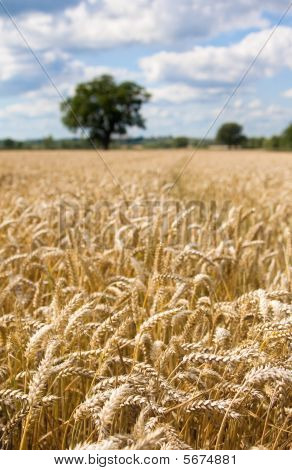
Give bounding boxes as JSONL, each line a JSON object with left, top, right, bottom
{"left": 0, "top": 0, "right": 292, "bottom": 140}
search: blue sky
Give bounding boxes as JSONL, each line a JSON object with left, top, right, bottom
{"left": 0, "top": 0, "right": 292, "bottom": 139}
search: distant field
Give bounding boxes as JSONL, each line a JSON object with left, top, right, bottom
{"left": 0, "top": 149, "right": 291, "bottom": 449}
{"left": 1, "top": 148, "right": 291, "bottom": 183}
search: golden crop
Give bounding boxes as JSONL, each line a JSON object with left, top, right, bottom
{"left": 0, "top": 149, "right": 291, "bottom": 450}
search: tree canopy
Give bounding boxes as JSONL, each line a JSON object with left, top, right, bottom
{"left": 216, "top": 122, "right": 246, "bottom": 148}
{"left": 60, "top": 75, "right": 151, "bottom": 149}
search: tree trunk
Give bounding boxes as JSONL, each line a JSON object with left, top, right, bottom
{"left": 101, "top": 133, "right": 111, "bottom": 150}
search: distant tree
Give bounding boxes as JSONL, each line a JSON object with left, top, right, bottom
{"left": 43, "top": 135, "right": 55, "bottom": 149}
{"left": 281, "top": 123, "right": 292, "bottom": 149}
{"left": 173, "top": 136, "right": 189, "bottom": 148}
{"left": 3, "top": 138, "right": 17, "bottom": 149}
{"left": 60, "top": 74, "right": 151, "bottom": 150}
{"left": 264, "top": 135, "right": 281, "bottom": 150}
{"left": 246, "top": 137, "right": 265, "bottom": 149}
{"left": 216, "top": 122, "right": 246, "bottom": 148}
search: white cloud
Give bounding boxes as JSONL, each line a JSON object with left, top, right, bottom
{"left": 140, "top": 26, "right": 292, "bottom": 86}
{"left": 142, "top": 102, "right": 212, "bottom": 136}
{"left": 149, "top": 83, "right": 225, "bottom": 104}
{"left": 211, "top": 96, "right": 291, "bottom": 135}
{"left": 149, "top": 84, "right": 201, "bottom": 103}
{"left": 0, "top": 0, "right": 290, "bottom": 52}
{"left": 282, "top": 88, "right": 292, "bottom": 98}
{"left": 248, "top": 99, "right": 262, "bottom": 109}
{"left": 0, "top": 85, "right": 59, "bottom": 119}
{"left": 0, "top": 99, "right": 57, "bottom": 119}
{"left": 0, "top": 45, "right": 34, "bottom": 81}
{"left": 0, "top": 2, "right": 290, "bottom": 89}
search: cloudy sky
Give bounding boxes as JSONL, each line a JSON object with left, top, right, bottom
{"left": 0, "top": 0, "right": 292, "bottom": 139}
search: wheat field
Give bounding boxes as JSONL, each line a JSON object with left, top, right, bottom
{"left": 0, "top": 149, "right": 291, "bottom": 450}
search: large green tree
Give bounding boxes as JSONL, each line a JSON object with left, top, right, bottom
{"left": 61, "top": 75, "right": 151, "bottom": 149}
{"left": 216, "top": 122, "right": 246, "bottom": 148}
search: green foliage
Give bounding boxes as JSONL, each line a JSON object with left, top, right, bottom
{"left": 43, "top": 136, "right": 55, "bottom": 149}
{"left": 281, "top": 123, "right": 292, "bottom": 149}
{"left": 216, "top": 122, "right": 246, "bottom": 148}
{"left": 173, "top": 136, "right": 189, "bottom": 148}
{"left": 3, "top": 138, "right": 15, "bottom": 149}
{"left": 244, "top": 137, "right": 265, "bottom": 149}
{"left": 0, "top": 138, "right": 23, "bottom": 149}
{"left": 264, "top": 135, "right": 281, "bottom": 150}
{"left": 60, "top": 74, "right": 151, "bottom": 149}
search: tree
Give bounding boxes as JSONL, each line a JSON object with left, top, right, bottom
{"left": 60, "top": 75, "right": 151, "bottom": 149}
{"left": 216, "top": 122, "right": 246, "bottom": 148}
{"left": 2, "top": 138, "right": 17, "bottom": 149}
{"left": 173, "top": 136, "right": 189, "bottom": 148}
{"left": 264, "top": 135, "right": 281, "bottom": 150}
{"left": 245, "top": 136, "right": 265, "bottom": 149}
{"left": 281, "top": 123, "right": 292, "bottom": 149}
{"left": 43, "top": 135, "right": 55, "bottom": 149}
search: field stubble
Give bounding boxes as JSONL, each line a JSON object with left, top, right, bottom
{"left": 0, "top": 149, "right": 291, "bottom": 450}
